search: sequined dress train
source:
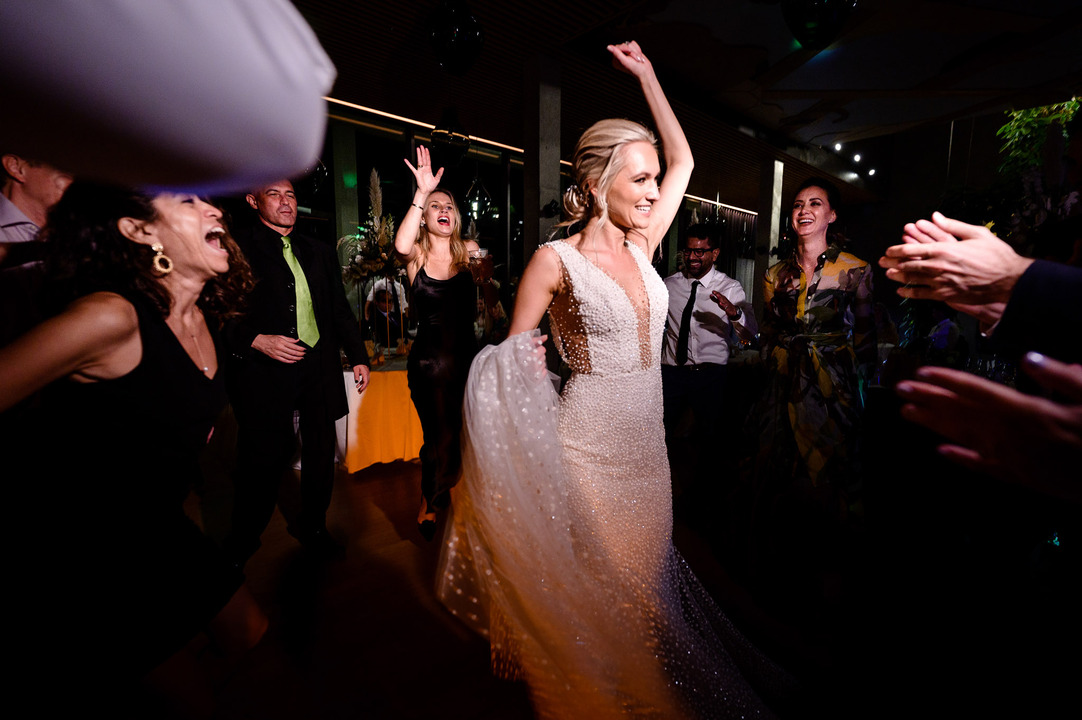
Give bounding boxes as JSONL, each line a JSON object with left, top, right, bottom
{"left": 437, "top": 241, "right": 788, "bottom": 719}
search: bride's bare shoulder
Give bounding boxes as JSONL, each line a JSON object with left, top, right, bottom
{"left": 546, "top": 231, "right": 584, "bottom": 252}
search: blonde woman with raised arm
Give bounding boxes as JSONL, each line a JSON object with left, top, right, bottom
{"left": 436, "top": 42, "right": 788, "bottom": 720}
{"left": 394, "top": 155, "right": 495, "bottom": 540}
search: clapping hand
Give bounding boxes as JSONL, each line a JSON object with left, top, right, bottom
{"left": 404, "top": 145, "right": 444, "bottom": 195}
{"left": 896, "top": 352, "right": 1082, "bottom": 503}
{"left": 879, "top": 212, "right": 1033, "bottom": 325}
{"left": 710, "top": 290, "right": 740, "bottom": 318}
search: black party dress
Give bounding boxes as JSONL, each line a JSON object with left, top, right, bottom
{"left": 407, "top": 267, "right": 478, "bottom": 512}
{"left": 23, "top": 292, "right": 241, "bottom": 681}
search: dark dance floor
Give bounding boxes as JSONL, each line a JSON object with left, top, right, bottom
{"left": 136, "top": 445, "right": 1074, "bottom": 719}
{"left": 168, "top": 459, "right": 807, "bottom": 719}
{"left": 184, "top": 460, "right": 534, "bottom": 719}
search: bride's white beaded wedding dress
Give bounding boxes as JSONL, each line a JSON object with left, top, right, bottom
{"left": 437, "top": 240, "right": 786, "bottom": 719}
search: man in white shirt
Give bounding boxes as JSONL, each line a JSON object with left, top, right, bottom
{"left": 661, "top": 224, "right": 756, "bottom": 445}
{"left": 1, "top": 153, "right": 72, "bottom": 346}
{"left": 0, "top": 153, "right": 71, "bottom": 245}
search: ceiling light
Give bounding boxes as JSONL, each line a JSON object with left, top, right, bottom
{"left": 868, "top": 169, "right": 876, "bottom": 176}
{"left": 853, "top": 153, "right": 861, "bottom": 162}
{"left": 834, "top": 143, "right": 842, "bottom": 151}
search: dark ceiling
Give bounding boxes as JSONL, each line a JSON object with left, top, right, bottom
{"left": 291, "top": 0, "right": 1082, "bottom": 211}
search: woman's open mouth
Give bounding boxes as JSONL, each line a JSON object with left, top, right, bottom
{"left": 205, "top": 227, "right": 228, "bottom": 252}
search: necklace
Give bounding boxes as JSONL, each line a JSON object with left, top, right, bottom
{"left": 169, "top": 309, "right": 212, "bottom": 376}
{"left": 190, "top": 331, "right": 211, "bottom": 375}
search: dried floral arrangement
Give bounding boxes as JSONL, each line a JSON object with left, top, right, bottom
{"left": 337, "top": 169, "right": 404, "bottom": 285}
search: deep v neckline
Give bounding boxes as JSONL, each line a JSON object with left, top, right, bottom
{"left": 163, "top": 319, "right": 218, "bottom": 381}
{"left": 562, "top": 240, "right": 651, "bottom": 319}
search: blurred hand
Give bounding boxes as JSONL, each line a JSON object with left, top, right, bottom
{"left": 252, "top": 334, "right": 305, "bottom": 363}
{"left": 896, "top": 352, "right": 1082, "bottom": 503}
{"left": 353, "top": 363, "right": 370, "bottom": 393}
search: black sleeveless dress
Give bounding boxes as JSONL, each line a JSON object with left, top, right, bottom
{"left": 23, "top": 293, "right": 242, "bottom": 679}
{"left": 407, "top": 267, "right": 478, "bottom": 511}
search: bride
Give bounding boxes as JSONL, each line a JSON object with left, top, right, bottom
{"left": 437, "top": 42, "right": 788, "bottom": 719}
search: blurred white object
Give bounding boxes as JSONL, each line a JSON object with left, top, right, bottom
{"left": 0, "top": 0, "right": 336, "bottom": 193}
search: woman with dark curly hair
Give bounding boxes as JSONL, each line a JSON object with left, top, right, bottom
{"left": 0, "top": 181, "right": 266, "bottom": 715}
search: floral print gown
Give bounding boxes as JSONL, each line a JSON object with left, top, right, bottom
{"left": 756, "top": 243, "right": 875, "bottom": 498}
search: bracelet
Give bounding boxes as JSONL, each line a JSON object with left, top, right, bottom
{"left": 412, "top": 203, "right": 425, "bottom": 211}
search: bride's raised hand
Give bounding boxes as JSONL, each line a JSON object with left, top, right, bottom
{"left": 607, "top": 41, "right": 654, "bottom": 81}
{"left": 404, "top": 145, "right": 444, "bottom": 194}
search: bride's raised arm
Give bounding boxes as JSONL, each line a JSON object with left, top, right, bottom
{"left": 608, "top": 41, "right": 693, "bottom": 258}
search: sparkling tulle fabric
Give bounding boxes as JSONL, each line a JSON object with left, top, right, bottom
{"left": 438, "top": 241, "right": 786, "bottom": 718}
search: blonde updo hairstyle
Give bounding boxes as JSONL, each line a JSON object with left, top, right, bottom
{"left": 417, "top": 189, "right": 470, "bottom": 272}
{"left": 557, "top": 118, "right": 658, "bottom": 234}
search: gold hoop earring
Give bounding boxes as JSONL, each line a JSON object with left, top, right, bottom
{"left": 151, "top": 243, "right": 173, "bottom": 275}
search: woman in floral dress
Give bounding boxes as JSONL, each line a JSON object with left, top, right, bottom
{"left": 747, "top": 177, "right": 875, "bottom": 618}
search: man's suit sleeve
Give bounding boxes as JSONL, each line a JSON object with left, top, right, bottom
{"left": 995, "top": 260, "right": 1082, "bottom": 364}
{"left": 222, "top": 314, "right": 260, "bottom": 360}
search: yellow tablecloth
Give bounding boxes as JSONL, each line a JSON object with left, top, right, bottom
{"left": 338, "top": 363, "right": 423, "bottom": 473}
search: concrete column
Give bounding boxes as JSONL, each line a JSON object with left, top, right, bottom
{"left": 664, "top": 210, "right": 682, "bottom": 275}
{"left": 523, "top": 54, "right": 561, "bottom": 262}
{"left": 753, "top": 159, "right": 785, "bottom": 318}
{"left": 332, "top": 121, "right": 360, "bottom": 240}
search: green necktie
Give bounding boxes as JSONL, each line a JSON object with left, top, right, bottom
{"left": 281, "top": 236, "right": 320, "bottom": 347}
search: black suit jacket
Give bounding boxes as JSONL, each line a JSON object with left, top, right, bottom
{"left": 995, "top": 259, "right": 1082, "bottom": 365}
{"left": 225, "top": 222, "right": 368, "bottom": 421}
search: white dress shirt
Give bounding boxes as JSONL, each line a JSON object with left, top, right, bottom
{"left": 0, "top": 194, "right": 39, "bottom": 244}
{"left": 662, "top": 266, "right": 757, "bottom": 366}
{"left": 366, "top": 277, "right": 410, "bottom": 312}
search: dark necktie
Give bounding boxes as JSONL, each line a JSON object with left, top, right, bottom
{"left": 675, "top": 280, "right": 700, "bottom": 366}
